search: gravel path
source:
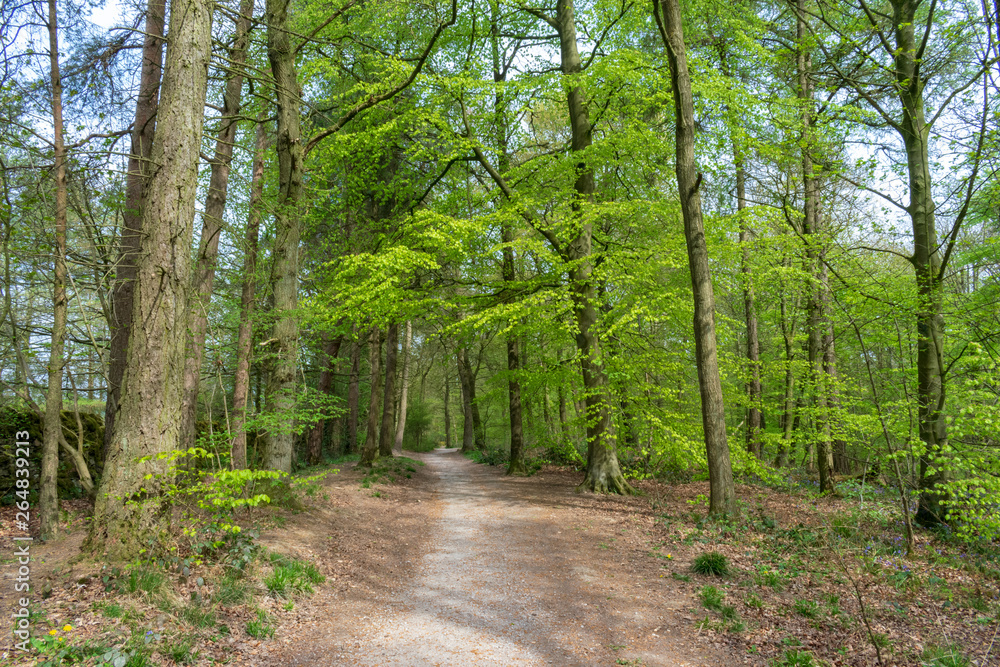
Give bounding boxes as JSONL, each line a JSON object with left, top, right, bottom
{"left": 266, "top": 450, "right": 724, "bottom": 667}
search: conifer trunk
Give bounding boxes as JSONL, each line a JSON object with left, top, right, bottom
{"left": 90, "top": 0, "right": 214, "bottom": 559}
{"left": 230, "top": 120, "right": 266, "bottom": 470}
{"left": 179, "top": 0, "right": 254, "bottom": 450}
{"left": 104, "top": 0, "right": 165, "bottom": 461}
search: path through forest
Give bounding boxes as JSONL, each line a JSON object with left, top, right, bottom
{"left": 250, "top": 450, "right": 728, "bottom": 667}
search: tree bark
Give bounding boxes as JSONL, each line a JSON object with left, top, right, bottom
{"left": 347, "top": 330, "right": 361, "bottom": 453}
{"left": 379, "top": 322, "right": 399, "bottom": 458}
{"left": 40, "top": 0, "right": 67, "bottom": 540}
{"left": 393, "top": 321, "right": 411, "bottom": 453}
{"left": 230, "top": 119, "right": 266, "bottom": 471}
{"left": 796, "top": 0, "right": 835, "bottom": 494}
{"left": 103, "top": 0, "right": 165, "bottom": 462}
{"left": 306, "top": 335, "right": 343, "bottom": 465}
{"left": 655, "top": 0, "right": 736, "bottom": 515}
{"left": 548, "top": 0, "right": 631, "bottom": 494}
{"left": 179, "top": 0, "right": 254, "bottom": 450}
{"left": 443, "top": 371, "right": 452, "bottom": 448}
{"left": 887, "top": 0, "right": 951, "bottom": 526}
{"left": 358, "top": 327, "right": 382, "bottom": 467}
{"left": 736, "top": 159, "right": 762, "bottom": 458}
{"left": 89, "top": 0, "right": 213, "bottom": 559}
{"left": 457, "top": 350, "right": 475, "bottom": 452}
{"left": 262, "top": 0, "right": 305, "bottom": 473}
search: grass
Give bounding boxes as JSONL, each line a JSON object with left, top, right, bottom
{"left": 692, "top": 551, "right": 729, "bottom": 576}
{"left": 213, "top": 573, "right": 251, "bottom": 606}
{"left": 793, "top": 599, "right": 821, "bottom": 619}
{"left": 245, "top": 609, "right": 274, "bottom": 639}
{"left": 121, "top": 567, "right": 165, "bottom": 596}
{"left": 771, "top": 649, "right": 816, "bottom": 667}
{"left": 180, "top": 604, "right": 216, "bottom": 629}
{"left": 921, "top": 643, "right": 971, "bottom": 667}
{"left": 161, "top": 637, "right": 199, "bottom": 664}
{"left": 699, "top": 584, "right": 724, "bottom": 610}
{"left": 264, "top": 552, "right": 324, "bottom": 597}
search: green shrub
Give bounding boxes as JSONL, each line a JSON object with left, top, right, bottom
{"left": 692, "top": 551, "right": 729, "bottom": 576}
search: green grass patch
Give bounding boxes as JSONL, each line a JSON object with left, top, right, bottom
{"left": 692, "top": 551, "right": 729, "bottom": 576}
{"left": 264, "top": 552, "right": 324, "bottom": 597}
{"left": 121, "top": 567, "right": 166, "bottom": 596}
{"left": 245, "top": 609, "right": 274, "bottom": 639}
{"left": 699, "top": 585, "right": 724, "bottom": 611}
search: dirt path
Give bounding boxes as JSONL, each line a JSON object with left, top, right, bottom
{"left": 257, "top": 450, "right": 728, "bottom": 667}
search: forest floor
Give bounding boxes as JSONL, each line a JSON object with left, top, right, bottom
{"left": 1, "top": 449, "right": 998, "bottom": 667}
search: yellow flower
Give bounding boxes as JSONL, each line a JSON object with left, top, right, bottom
{"left": 49, "top": 629, "right": 58, "bottom": 636}
{"left": 63, "top": 625, "right": 73, "bottom": 632}
{"left": 57, "top": 637, "right": 64, "bottom": 642}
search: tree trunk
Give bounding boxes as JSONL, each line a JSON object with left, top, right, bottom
{"left": 230, "top": 120, "right": 266, "bottom": 471}
{"left": 736, "top": 159, "right": 762, "bottom": 458}
{"left": 179, "top": 0, "right": 254, "bottom": 450}
{"left": 443, "top": 371, "right": 452, "bottom": 448}
{"left": 463, "top": 348, "right": 485, "bottom": 451}
{"left": 307, "top": 335, "right": 343, "bottom": 465}
{"left": 393, "top": 321, "right": 411, "bottom": 453}
{"left": 40, "top": 0, "right": 67, "bottom": 540}
{"left": 103, "top": 0, "right": 165, "bottom": 462}
{"left": 889, "top": 0, "right": 950, "bottom": 526}
{"left": 457, "top": 350, "right": 475, "bottom": 452}
{"left": 558, "top": 383, "right": 572, "bottom": 448}
{"left": 89, "top": 0, "right": 213, "bottom": 559}
{"left": 549, "top": 0, "right": 630, "bottom": 494}
{"left": 359, "top": 327, "right": 382, "bottom": 467}
{"left": 347, "top": 330, "right": 361, "bottom": 453}
{"left": 824, "top": 322, "right": 849, "bottom": 473}
{"left": 797, "top": 1, "right": 834, "bottom": 495}
{"left": 656, "top": 0, "right": 735, "bottom": 515}
{"left": 379, "top": 323, "right": 399, "bottom": 457}
{"left": 262, "top": 0, "right": 305, "bottom": 473}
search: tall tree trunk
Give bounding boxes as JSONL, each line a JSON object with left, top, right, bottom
{"left": 458, "top": 348, "right": 485, "bottom": 450}
{"left": 393, "top": 321, "right": 412, "bottom": 453}
{"left": 40, "top": 0, "right": 67, "bottom": 540}
{"left": 558, "top": 383, "right": 572, "bottom": 448}
{"left": 262, "top": 0, "right": 304, "bottom": 473}
{"left": 796, "top": 0, "right": 834, "bottom": 494}
{"left": 179, "top": 0, "right": 254, "bottom": 450}
{"left": 307, "top": 335, "right": 343, "bottom": 465}
{"left": 824, "top": 321, "right": 849, "bottom": 473}
{"left": 358, "top": 327, "right": 382, "bottom": 467}
{"left": 457, "top": 350, "right": 475, "bottom": 452}
{"left": 89, "top": 0, "right": 213, "bottom": 559}
{"left": 103, "top": 0, "right": 165, "bottom": 462}
{"left": 889, "top": 0, "right": 950, "bottom": 526}
{"left": 230, "top": 120, "right": 266, "bottom": 471}
{"left": 379, "top": 323, "right": 399, "bottom": 457}
{"left": 443, "top": 371, "right": 452, "bottom": 448}
{"left": 736, "top": 159, "right": 762, "bottom": 458}
{"left": 655, "top": 0, "right": 736, "bottom": 515}
{"left": 347, "top": 330, "right": 361, "bottom": 453}
{"left": 548, "top": 0, "right": 630, "bottom": 494}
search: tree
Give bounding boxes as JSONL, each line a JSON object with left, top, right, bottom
{"left": 654, "top": 0, "right": 737, "bottom": 515}
{"left": 89, "top": 0, "right": 214, "bottom": 558}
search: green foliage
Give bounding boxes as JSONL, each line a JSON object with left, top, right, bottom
{"left": 245, "top": 609, "right": 275, "bottom": 639}
{"left": 120, "top": 566, "right": 165, "bottom": 596}
{"left": 214, "top": 572, "right": 251, "bottom": 606}
{"left": 692, "top": 552, "right": 729, "bottom": 576}
{"left": 264, "top": 552, "right": 325, "bottom": 597}
{"left": 698, "top": 585, "right": 724, "bottom": 610}
{"left": 161, "top": 637, "right": 199, "bottom": 664}
{"left": 771, "top": 650, "right": 816, "bottom": 667}
{"left": 792, "top": 599, "right": 821, "bottom": 619}
{"left": 180, "top": 604, "right": 216, "bottom": 629}
{"left": 922, "top": 644, "right": 971, "bottom": 667}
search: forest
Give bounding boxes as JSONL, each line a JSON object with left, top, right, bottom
{"left": 0, "top": 0, "right": 999, "bottom": 663}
